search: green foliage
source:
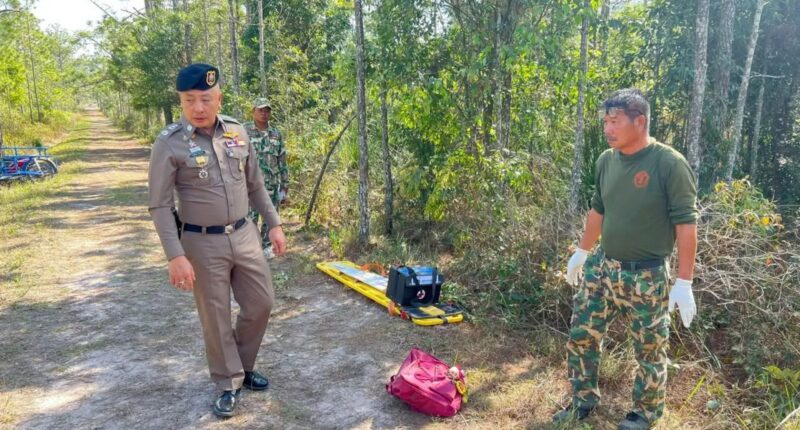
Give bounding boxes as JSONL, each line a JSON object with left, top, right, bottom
{"left": 688, "top": 180, "right": 800, "bottom": 388}
{"left": 756, "top": 366, "right": 800, "bottom": 426}
{"left": 0, "top": 6, "right": 82, "bottom": 144}
{"left": 9, "top": 0, "right": 797, "bottom": 424}
{"left": 710, "top": 179, "right": 784, "bottom": 236}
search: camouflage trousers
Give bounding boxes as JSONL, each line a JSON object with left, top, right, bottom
{"left": 248, "top": 188, "right": 281, "bottom": 249}
{"left": 566, "top": 248, "right": 671, "bottom": 423}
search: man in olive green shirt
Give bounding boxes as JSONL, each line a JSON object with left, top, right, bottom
{"left": 554, "top": 89, "right": 699, "bottom": 430}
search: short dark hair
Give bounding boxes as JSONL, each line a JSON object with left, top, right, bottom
{"left": 603, "top": 88, "right": 650, "bottom": 126}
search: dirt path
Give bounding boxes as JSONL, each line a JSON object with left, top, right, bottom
{"left": 0, "top": 110, "right": 484, "bottom": 430}
{"left": 3, "top": 110, "right": 719, "bottom": 430}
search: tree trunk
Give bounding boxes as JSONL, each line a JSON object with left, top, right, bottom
{"left": 182, "top": 0, "right": 192, "bottom": 65}
{"left": 749, "top": 76, "right": 766, "bottom": 180}
{"left": 725, "top": 0, "right": 765, "bottom": 182}
{"left": 712, "top": 0, "right": 735, "bottom": 136}
{"left": 482, "top": 5, "right": 499, "bottom": 151}
{"left": 599, "top": 0, "right": 610, "bottom": 59}
{"left": 568, "top": 0, "right": 590, "bottom": 214}
{"left": 430, "top": 0, "right": 437, "bottom": 36}
{"left": 305, "top": 114, "right": 356, "bottom": 226}
{"left": 650, "top": 16, "right": 663, "bottom": 135}
{"left": 145, "top": 0, "right": 162, "bottom": 15}
{"left": 452, "top": 4, "right": 480, "bottom": 160}
{"left": 686, "top": 0, "right": 710, "bottom": 178}
{"left": 163, "top": 104, "right": 174, "bottom": 125}
{"left": 492, "top": 4, "right": 504, "bottom": 151}
{"left": 227, "top": 0, "right": 240, "bottom": 102}
{"left": 768, "top": 80, "right": 798, "bottom": 201}
{"left": 23, "top": 49, "right": 34, "bottom": 122}
{"left": 257, "top": 0, "right": 267, "bottom": 97}
{"left": 354, "top": 0, "right": 370, "bottom": 245}
{"left": 29, "top": 50, "right": 42, "bottom": 122}
{"left": 201, "top": 0, "right": 210, "bottom": 55}
{"left": 117, "top": 93, "right": 122, "bottom": 122}
{"left": 481, "top": 94, "right": 494, "bottom": 154}
{"left": 495, "top": 0, "right": 517, "bottom": 152}
{"left": 651, "top": 46, "right": 662, "bottom": 134}
{"left": 216, "top": 21, "right": 225, "bottom": 85}
{"left": 380, "top": 86, "right": 394, "bottom": 235}
{"left": 23, "top": 18, "right": 42, "bottom": 122}
{"left": 498, "top": 70, "right": 512, "bottom": 150}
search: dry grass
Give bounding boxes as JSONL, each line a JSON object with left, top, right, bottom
{"left": 332, "top": 179, "right": 800, "bottom": 428}
{"left": 0, "top": 116, "right": 90, "bottom": 428}
{"left": 3, "top": 112, "right": 797, "bottom": 428}
{"left": 0, "top": 116, "right": 89, "bottom": 307}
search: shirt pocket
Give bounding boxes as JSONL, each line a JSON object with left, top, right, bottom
{"left": 225, "top": 148, "right": 247, "bottom": 181}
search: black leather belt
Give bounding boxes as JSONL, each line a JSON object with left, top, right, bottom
{"left": 183, "top": 218, "right": 247, "bottom": 235}
{"left": 609, "top": 258, "right": 665, "bottom": 271}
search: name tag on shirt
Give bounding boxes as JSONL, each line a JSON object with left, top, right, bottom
{"left": 189, "top": 146, "right": 205, "bottom": 157}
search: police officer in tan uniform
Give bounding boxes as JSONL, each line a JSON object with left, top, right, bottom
{"left": 148, "top": 64, "right": 287, "bottom": 418}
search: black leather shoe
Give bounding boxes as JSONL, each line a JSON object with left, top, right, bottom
{"left": 243, "top": 371, "right": 269, "bottom": 391}
{"left": 212, "top": 389, "right": 241, "bottom": 418}
{"left": 618, "top": 412, "right": 652, "bottom": 430}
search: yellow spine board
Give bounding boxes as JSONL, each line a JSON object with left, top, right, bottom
{"left": 317, "top": 261, "right": 463, "bottom": 326}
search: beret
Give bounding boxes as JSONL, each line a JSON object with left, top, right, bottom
{"left": 176, "top": 63, "right": 220, "bottom": 91}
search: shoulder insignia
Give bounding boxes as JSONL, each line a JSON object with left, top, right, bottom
{"left": 219, "top": 114, "right": 242, "bottom": 125}
{"left": 159, "top": 123, "right": 182, "bottom": 137}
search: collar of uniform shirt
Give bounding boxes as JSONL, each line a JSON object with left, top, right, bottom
{"left": 198, "top": 117, "right": 224, "bottom": 137}
{"left": 180, "top": 114, "right": 225, "bottom": 138}
{"left": 254, "top": 121, "right": 270, "bottom": 133}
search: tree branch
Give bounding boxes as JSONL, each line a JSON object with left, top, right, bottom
{"left": 88, "top": 0, "right": 119, "bottom": 22}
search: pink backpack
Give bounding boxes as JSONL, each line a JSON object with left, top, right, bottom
{"left": 386, "top": 348, "right": 468, "bottom": 417}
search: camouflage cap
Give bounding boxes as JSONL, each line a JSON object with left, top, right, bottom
{"left": 252, "top": 97, "right": 272, "bottom": 109}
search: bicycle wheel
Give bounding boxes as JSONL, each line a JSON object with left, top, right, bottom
{"left": 23, "top": 158, "right": 57, "bottom": 179}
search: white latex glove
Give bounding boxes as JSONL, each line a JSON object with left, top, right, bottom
{"left": 566, "top": 248, "right": 590, "bottom": 286}
{"left": 669, "top": 278, "right": 697, "bottom": 328}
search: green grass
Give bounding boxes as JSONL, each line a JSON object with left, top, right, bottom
{"left": 60, "top": 337, "right": 115, "bottom": 361}
{"left": 271, "top": 398, "right": 313, "bottom": 425}
{"left": 273, "top": 270, "right": 290, "bottom": 291}
{"left": 107, "top": 183, "right": 143, "bottom": 205}
{"left": 0, "top": 115, "right": 90, "bottom": 306}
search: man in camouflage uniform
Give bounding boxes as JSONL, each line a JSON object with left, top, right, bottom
{"left": 244, "top": 98, "right": 288, "bottom": 259}
{"left": 554, "top": 89, "right": 699, "bottom": 430}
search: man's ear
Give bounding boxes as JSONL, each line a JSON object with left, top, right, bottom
{"left": 635, "top": 115, "right": 647, "bottom": 133}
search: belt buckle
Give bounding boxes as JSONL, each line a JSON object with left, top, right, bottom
{"left": 224, "top": 224, "right": 235, "bottom": 234}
